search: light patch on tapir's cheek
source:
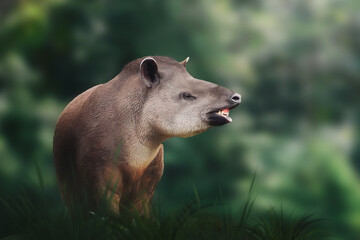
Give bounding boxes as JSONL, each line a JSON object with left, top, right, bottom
{"left": 143, "top": 93, "right": 209, "bottom": 138}
{"left": 166, "top": 106, "right": 209, "bottom": 137}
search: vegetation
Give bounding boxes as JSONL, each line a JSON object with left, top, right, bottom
{"left": 1, "top": 0, "right": 360, "bottom": 239}
{"left": 1, "top": 175, "right": 328, "bottom": 240}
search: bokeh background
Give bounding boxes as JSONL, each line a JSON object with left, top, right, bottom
{"left": 1, "top": 0, "right": 360, "bottom": 239}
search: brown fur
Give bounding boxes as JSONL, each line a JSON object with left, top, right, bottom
{"left": 53, "top": 56, "right": 240, "bottom": 215}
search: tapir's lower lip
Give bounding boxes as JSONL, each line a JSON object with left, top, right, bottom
{"left": 206, "top": 103, "right": 239, "bottom": 126}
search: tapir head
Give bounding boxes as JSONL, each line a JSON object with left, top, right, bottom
{"left": 138, "top": 56, "right": 241, "bottom": 139}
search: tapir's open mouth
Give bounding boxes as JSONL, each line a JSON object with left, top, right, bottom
{"left": 206, "top": 104, "right": 238, "bottom": 126}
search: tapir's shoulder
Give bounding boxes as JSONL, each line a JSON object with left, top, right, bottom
{"left": 55, "top": 85, "right": 102, "bottom": 133}
{"left": 61, "top": 85, "right": 101, "bottom": 115}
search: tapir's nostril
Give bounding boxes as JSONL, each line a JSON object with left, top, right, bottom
{"left": 230, "top": 93, "right": 241, "bottom": 103}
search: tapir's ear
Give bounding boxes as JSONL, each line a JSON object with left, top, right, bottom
{"left": 180, "top": 57, "right": 190, "bottom": 68}
{"left": 140, "top": 57, "right": 159, "bottom": 88}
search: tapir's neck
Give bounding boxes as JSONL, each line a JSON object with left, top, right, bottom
{"left": 111, "top": 76, "right": 166, "bottom": 172}
{"left": 123, "top": 135, "right": 162, "bottom": 171}
{"left": 125, "top": 117, "right": 165, "bottom": 171}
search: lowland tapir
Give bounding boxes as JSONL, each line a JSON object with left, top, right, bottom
{"left": 53, "top": 56, "right": 241, "bottom": 215}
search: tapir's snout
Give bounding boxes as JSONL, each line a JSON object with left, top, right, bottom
{"left": 205, "top": 89, "right": 241, "bottom": 127}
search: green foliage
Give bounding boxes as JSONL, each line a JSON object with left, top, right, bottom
{"left": 0, "top": 184, "right": 328, "bottom": 240}
{"left": 1, "top": 0, "right": 360, "bottom": 239}
{"left": 250, "top": 208, "right": 328, "bottom": 240}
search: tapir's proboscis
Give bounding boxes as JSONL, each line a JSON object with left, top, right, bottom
{"left": 53, "top": 56, "right": 241, "bottom": 215}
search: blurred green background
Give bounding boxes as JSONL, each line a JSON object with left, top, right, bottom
{"left": 0, "top": 0, "right": 360, "bottom": 239}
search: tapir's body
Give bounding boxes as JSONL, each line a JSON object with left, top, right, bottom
{"left": 53, "top": 56, "right": 240, "bottom": 214}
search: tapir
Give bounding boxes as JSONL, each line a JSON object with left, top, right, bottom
{"left": 53, "top": 56, "right": 241, "bottom": 215}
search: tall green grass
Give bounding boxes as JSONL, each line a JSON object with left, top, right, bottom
{"left": 0, "top": 172, "right": 330, "bottom": 240}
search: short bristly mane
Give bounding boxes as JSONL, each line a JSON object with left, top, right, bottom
{"left": 119, "top": 56, "right": 181, "bottom": 77}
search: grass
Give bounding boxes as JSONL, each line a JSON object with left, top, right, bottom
{"left": 0, "top": 172, "right": 330, "bottom": 240}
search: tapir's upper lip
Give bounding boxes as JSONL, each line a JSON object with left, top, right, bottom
{"left": 206, "top": 102, "right": 240, "bottom": 126}
{"left": 207, "top": 103, "right": 239, "bottom": 114}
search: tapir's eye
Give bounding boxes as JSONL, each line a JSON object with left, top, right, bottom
{"left": 181, "top": 92, "right": 197, "bottom": 100}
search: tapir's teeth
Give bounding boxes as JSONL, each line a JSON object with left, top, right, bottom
{"left": 217, "top": 110, "right": 229, "bottom": 116}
